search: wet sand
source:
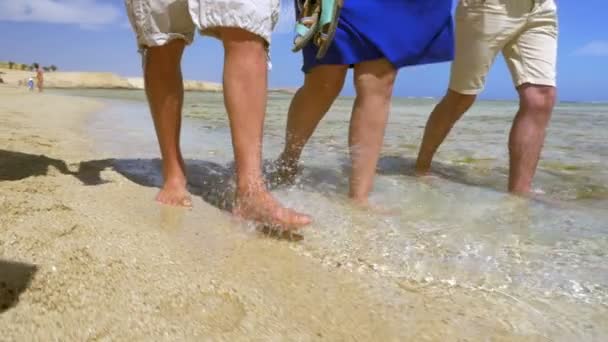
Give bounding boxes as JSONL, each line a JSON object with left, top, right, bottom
{"left": 0, "top": 86, "right": 605, "bottom": 341}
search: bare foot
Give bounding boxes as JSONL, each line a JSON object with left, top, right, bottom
{"left": 350, "top": 197, "right": 399, "bottom": 216}
{"left": 350, "top": 196, "right": 370, "bottom": 208}
{"left": 233, "top": 188, "right": 311, "bottom": 230}
{"left": 414, "top": 165, "right": 431, "bottom": 177}
{"left": 156, "top": 178, "right": 192, "bottom": 208}
{"left": 413, "top": 166, "right": 441, "bottom": 187}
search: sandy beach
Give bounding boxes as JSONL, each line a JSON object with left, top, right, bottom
{"left": 0, "top": 86, "right": 440, "bottom": 340}
{"left": 0, "top": 85, "right": 405, "bottom": 340}
{"left": 1, "top": 84, "right": 606, "bottom": 341}
{"left": 0, "top": 85, "right": 389, "bottom": 340}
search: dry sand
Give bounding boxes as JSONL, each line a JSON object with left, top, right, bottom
{"left": 0, "top": 85, "right": 567, "bottom": 341}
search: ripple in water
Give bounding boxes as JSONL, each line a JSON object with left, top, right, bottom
{"left": 79, "top": 89, "right": 608, "bottom": 340}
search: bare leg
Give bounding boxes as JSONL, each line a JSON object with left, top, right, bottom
{"left": 144, "top": 39, "right": 191, "bottom": 207}
{"left": 218, "top": 28, "right": 311, "bottom": 229}
{"left": 276, "top": 65, "right": 348, "bottom": 182}
{"left": 415, "top": 89, "right": 476, "bottom": 175}
{"left": 348, "top": 59, "right": 397, "bottom": 205}
{"left": 508, "top": 84, "right": 555, "bottom": 194}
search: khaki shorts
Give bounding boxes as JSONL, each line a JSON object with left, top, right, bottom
{"left": 125, "top": 0, "right": 280, "bottom": 49}
{"left": 449, "top": 0, "right": 558, "bottom": 95}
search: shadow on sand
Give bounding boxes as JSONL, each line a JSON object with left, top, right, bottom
{"left": 3, "top": 148, "right": 578, "bottom": 238}
{"left": 1, "top": 149, "right": 513, "bottom": 205}
{"left": 0, "top": 149, "right": 304, "bottom": 240}
{"left": 0, "top": 149, "right": 235, "bottom": 211}
{"left": 0, "top": 260, "right": 37, "bottom": 313}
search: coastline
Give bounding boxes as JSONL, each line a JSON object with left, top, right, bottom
{"left": 0, "top": 68, "right": 296, "bottom": 94}
{"left": 1, "top": 86, "right": 605, "bottom": 340}
{"left": 0, "top": 86, "right": 426, "bottom": 340}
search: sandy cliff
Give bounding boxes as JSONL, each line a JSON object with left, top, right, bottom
{"left": 0, "top": 68, "right": 223, "bottom": 92}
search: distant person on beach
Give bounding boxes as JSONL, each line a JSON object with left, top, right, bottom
{"left": 415, "top": 0, "right": 558, "bottom": 195}
{"left": 27, "top": 77, "right": 35, "bottom": 91}
{"left": 275, "top": 0, "right": 454, "bottom": 206}
{"left": 36, "top": 67, "right": 44, "bottom": 92}
{"left": 125, "top": 0, "right": 311, "bottom": 229}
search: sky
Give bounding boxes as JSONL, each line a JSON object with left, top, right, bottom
{"left": 0, "top": 0, "right": 607, "bottom": 102}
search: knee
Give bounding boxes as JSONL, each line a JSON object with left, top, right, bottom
{"left": 353, "top": 59, "right": 397, "bottom": 98}
{"left": 444, "top": 90, "right": 476, "bottom": 114}
{"left": 304, "top": 68, "right": 347, "bottom": 99}
{"left": 218, "top": 28, "right": 265, "bottom": 54}
{"left": 320, "top": 77, "right": 346, "bottom": 98}
{"left": 217, "top": 27, "right": 260, "bottom": 42}
{"left": 145, "top": 40, "right": 186, "bottom": 74}
{"left": 519, "top": 86, "right": 556, "bottom": 115}
{"left": 354, "top": 72, "right": 396, "bottom": 102}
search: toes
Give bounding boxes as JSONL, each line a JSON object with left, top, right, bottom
{"left": 233, "top": 190, "right": 312, "bottom": 230}
{"left": 288, "top": 209, "right": 312, "bottom": 226}
{"left": 155, "top": 191, "right": 192, "bottom": 208}
{"left": 180, "top": 196, "right": 193, "bottom": 208}
{"left": 276, "top": 208, "right": 312, "bottom": 229}
{"left": 155, "top": 193, "right": 167, "bottom": 204}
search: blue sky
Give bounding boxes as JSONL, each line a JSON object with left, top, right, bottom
{"left": 1, "top": 0, "right": 607, "bottom": 101}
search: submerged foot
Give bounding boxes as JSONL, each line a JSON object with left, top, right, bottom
{"left": 414, "top": 164, "right": 432, "bottom": 177}
{"left": 349, "top": 195, "right": 370, "bottom": 209}
{"left": 349, "top": 197, "right": 399, "bottom": 216}
{"left": 413, "top": 165, "right": 442, "bottom": 186}
{"left": 270, "top": 154, "right": 300, "bottom": 186}
{"left": 156, "top": 178, "right": 192, "bottom": 208}
{"left": 233, "top": 187, "right": 311, "bottom": 230}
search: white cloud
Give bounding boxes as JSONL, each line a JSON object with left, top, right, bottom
{"left": 574, "top": 41, "right": 608, "bottom": 57}
{"left": 0, "top": 0, "right": 121, "bottom": 27}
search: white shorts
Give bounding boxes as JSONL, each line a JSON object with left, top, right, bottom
{"left": 449, "top": 0, "right": 558, "bottom": 94}
{"left": 125, "top": 0, "right": 280, "bottom": 49}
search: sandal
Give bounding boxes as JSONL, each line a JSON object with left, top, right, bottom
{"left": 292, "top": 0, "right": 321, "bottom": 52}
{"left": 314, "top": 0, "right": 343, "bottom": 59}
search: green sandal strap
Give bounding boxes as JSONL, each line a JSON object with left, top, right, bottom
{"left": 295, "top": 22, "right": 311, "bottom": 37}
{"left": 314, "top": 0, "right": 342, "bottom": 59}
{"left": 319, "top": 0, "right": 337, "bottom": 27}
{"left": 292, "top": 3, "right": 321, "bottom": 52}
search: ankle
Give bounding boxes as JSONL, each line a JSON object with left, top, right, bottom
{"left": 415, "top": 160, "right": 431, "bottom": 174}
{"left": 164, "top": 176, "right": 186, "bottom": 187}
{"left": 236, "top": 177, "right": 267, "bottom": 196}
{"left": 163, "top": 162, "right": 186, "bottom": 179}
{"left": 278, "top": 150, "right": 300, "bottom": 167}
{"left": 348, "top": 188, "right": 370, "bottom": 203}
{"left": 163, "top": 169, "right": 186, "bottom": 183}
{"left": 349, "top": 195, "right": 369, "bottom": 208}
{"left": 509, "top": 184, "right": 531, "bottom": 196}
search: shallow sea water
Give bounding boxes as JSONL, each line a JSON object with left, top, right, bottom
{"left": 58, "top": 89, "right": 607, "bottom": 340}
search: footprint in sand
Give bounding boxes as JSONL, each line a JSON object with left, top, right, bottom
{"left": 159, "top": 292, "right": 246, "bottom": 333}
